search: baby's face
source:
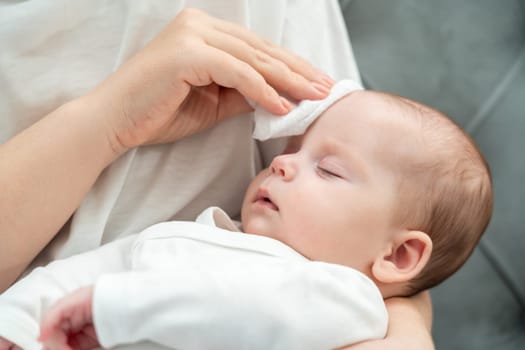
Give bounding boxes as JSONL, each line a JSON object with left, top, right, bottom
{"left": 241, "top": 91, "right": 418, "bottom": 272}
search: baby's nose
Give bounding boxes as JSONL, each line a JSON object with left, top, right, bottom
{"left": 270, "top": 154, "right": 296, "bottom": 180}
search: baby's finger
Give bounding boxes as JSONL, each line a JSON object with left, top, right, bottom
{"left": 66, "top": 326, "right": 99, "bottom": 350}
{"left": 41, "top": 331, "right": 71, "bottom": 350}
{"left": 41, "top": 287, "right": 94, "bottom": 341}
{"left": 0, "top": 337, "right": 10, "bottom": 349}
{"left": 40, "top": 300, "right": 76, "bottom": 341}
{"left": 204, "top": 31, "right": 330, "bottom": 101}
{"left": 0, "top": 337, "right": 21, "bottom": 350}
{"left": 39, "top": 306, "right": 68, "bottom": 341}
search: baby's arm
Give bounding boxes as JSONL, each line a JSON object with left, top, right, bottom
{"left": 0, "top": 234, "right": 136, "bottom": 350}
{"left": 51, "top": 260, "right": 387, "bottom": 350}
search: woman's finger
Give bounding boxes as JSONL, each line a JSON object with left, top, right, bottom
{"left": 175, "top": 8, "right": 333, "bottom": 98}
{"left": 184, "top": 45, "right": 290, "bottom": 114}
{"left": 208, "top": 14, "right": 333, "bottom": 85}
{"left": 203, "top": 30, "right": 330, "bottom": 101}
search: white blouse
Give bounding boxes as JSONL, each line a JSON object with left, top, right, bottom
{"left": 0, "top": 0, "right": 360, "bottom": 278}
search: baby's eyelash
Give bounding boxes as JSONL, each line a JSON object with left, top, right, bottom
{"left": 317, "top": 166, "right": 341, "bottom": 178}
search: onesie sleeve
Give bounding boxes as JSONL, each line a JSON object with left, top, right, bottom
{"left": 93, "top": 260, "right": 387, "bottom": 350}
{"left": 0, "top": 234, "right": 137, "bottom": 350}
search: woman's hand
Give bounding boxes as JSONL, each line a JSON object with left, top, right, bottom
{"left": 340, "top": 291, "right": 435, "bottom": 350}
{"left": 93, "top": 8, "right": 333, "bottom": 155}
{"left": 39, "top": 287, "right": 98, "bottom": 350}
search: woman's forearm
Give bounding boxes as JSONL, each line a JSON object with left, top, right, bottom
{"left": 0, "top": 96, "right": 120, "bottom": 291}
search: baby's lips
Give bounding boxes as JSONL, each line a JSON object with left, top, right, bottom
{"left": 254, "top": 188, "right": 279, "bottom": 211}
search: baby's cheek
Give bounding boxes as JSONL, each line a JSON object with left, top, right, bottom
{"left": 281, "top": 220, "right": 313, "bottom": 247}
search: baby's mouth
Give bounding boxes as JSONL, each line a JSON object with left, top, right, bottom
{"left": 254, "top": 189, "right": 279, "bottom": 211}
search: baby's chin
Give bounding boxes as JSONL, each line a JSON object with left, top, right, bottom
{"left": 241, "top": 218, "right": 277, "bottom": 239}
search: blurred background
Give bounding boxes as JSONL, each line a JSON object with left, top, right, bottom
{"left": 338, "top": 0, "right": 525, "bottom": 349}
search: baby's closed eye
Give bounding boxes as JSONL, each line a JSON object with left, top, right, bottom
{"left": 316, "top": 159, "right": 346, "bottom": 179}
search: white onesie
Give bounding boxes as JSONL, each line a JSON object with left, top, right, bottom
{"left": 0, "top": 207, "right": 387, "bottom": 350}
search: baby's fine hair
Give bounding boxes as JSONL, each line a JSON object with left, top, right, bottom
{"left": 378, "top": 92, "right": 493, "bottom": 295}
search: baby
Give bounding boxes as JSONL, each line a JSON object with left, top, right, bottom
{"left": 0, "top": 88, "right": 492, "bottom": 350}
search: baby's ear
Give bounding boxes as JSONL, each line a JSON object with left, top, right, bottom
{"left": 371, "top": 231, "right": 432, "bottom": 284}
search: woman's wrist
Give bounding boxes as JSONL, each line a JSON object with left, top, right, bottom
{"left": 68, "top": 93, "right": 131, "bottom": 165}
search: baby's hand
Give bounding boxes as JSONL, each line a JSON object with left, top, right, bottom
{"left": 0, "top": 337, "right": 22, "bottom": 350}
{"left": 39, "top": 286, "right": 99, "bottom": 350}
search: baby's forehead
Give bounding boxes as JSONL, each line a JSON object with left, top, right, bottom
{"left": 317, "top": 90, "right": 425, "bottom": 136}
{"left": 339, "top": 90, "right": 424, "bottom": 120}
{"left": 295, "top": 90, "right": 449, "bottom": 166}
{"left": 326, "top": 91, "right": 436, "bottom": 161}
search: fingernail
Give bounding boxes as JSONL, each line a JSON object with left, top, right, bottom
{"left": 320, "top": 75, "right": 335, "bottom": 88}
{"left": 315, "top": 70, "right": 335, "bottom": 87}
{"left": 311, "top": 82, "right": 331, "bottom": 96}
{"left": 280, "top": 96, "right": 293, "bottom": 112}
